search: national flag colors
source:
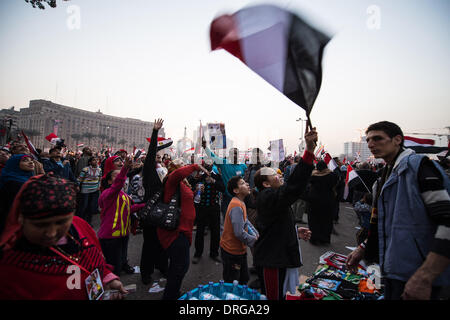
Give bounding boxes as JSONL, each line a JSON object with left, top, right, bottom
{"left": 45, "top": 133, "right": 61, "bottom": 144}
{"left": 404, "top": 136, "right": 448, "bottom": 154}
{"left": 323, "top": 152, "right": 338, "bottom": 172}
{"left": 343, "top": 165, "right": 360, "bottom": 200}
{"left": 146, "top": 136, "right": 173, "bottom": 151}
{"left": 21, "top": 130, "right": 39, "bottom": 160}
{"left": 210, "top": 4, "right": 330, "bottom": 115}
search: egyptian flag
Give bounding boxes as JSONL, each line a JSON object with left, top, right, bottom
{"left": 323, "top": 152, "right": 338, "bottom": 172}
{"left": 210, "top": 4, "right": 330, "bottom": 115}
{"left": 21, "top": 130, "right": 39, "bottom": 160}
{"left": 404, "top": 136, "right": 448, "bottom": 154}
{"left": 343, "top": 165, "right": 361, "bottom": 200}
{"left": 146, "top": 136, "right": 173, "bottom": 151}
{"left": 45, "top": 132, "right": 62, "bottom": 145}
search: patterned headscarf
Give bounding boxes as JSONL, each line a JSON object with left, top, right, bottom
{"left": 0, "top": 173, "right": 76, "bottom": 250}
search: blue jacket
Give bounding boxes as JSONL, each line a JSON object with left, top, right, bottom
{"left": 204, "top": 147, "right": 247, "bottom": 197}
{"left": 377, "top": 149, "right": 450, "bottom": 285}
{"left": 42, "top": 158, "right": 77, "bottom": 182}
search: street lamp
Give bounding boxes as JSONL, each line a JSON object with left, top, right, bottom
{"left": 296, "top": 117, "right": 307, "bottom": 153}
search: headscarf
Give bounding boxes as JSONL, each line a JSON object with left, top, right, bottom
{"left": 102, "top": 155, "right": 120, "bottom": 180}
{"left": 0, "top": 154, "right": 34, "bottom": 189}
{"left": 0, "top": 173, "right": 77, "bottom": 250}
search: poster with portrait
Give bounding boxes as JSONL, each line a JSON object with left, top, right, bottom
{"left": 207, "top": 123, "right": 226, "bottom": 149}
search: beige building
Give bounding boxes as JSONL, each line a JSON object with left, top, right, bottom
{"left": 14, "top": 100, "right": 162, "bottom": 151}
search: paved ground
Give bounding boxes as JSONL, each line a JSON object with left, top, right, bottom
{"left": 91, "top": 202, "right": 361, "bottom": 300}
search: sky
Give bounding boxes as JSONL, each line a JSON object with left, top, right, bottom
{"left": 1, "top": 0, "right": 449, "bottom": 156}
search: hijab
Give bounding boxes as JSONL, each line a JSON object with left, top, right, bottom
{"left": 0, "top": 154, "right": 34, "bottom": 189}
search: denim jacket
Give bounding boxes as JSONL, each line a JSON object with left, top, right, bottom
{"left": 377, "top": 149, "right": 450, "bottom": 285}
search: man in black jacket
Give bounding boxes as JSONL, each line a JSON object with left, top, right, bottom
{"left": 253, "top": 126, "right": 317, "bottom": 300}
{"left": 190, "top": 159, "right": 226, "bottom": 264}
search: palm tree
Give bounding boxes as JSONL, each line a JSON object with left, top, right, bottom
{"left": 97, "top": 133, "right": 108, "bottom": 147}
{"left": 82, "top": 132, "right": 96, "bottom": 147}
{"left": 118, "top": 138, "right": 127, "bottom": 149}
{"left": 71, "top": 133, "right": 82, "bottom": 147}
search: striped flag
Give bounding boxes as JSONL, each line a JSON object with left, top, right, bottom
{"left": 314, "top": 145, "right": 325, "bottom": 158}
{"left": 404, "top": 136, "right": 448, "bottom": 154}
{"left": 146, "top": 136, "right": 173, "bottom": 151}
{"left": 210, "top": 4, "right": 330, "bottom": 115}
{"left": 323, "top": 152, "right": 338, "bottom": 172}
{"left": 21, "top": 130, "right": 39, "bottom": 160}
{"left": 343, "top": 165, "right": 360, "bottom": 200}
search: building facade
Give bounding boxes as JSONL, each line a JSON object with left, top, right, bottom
{"left": 11, "top": 100, "right": 161, "bottom": 151}
{"left": 343, "top": 136, "right": 372, "bottom": 162}
{"left": 0, "top": 107, "right": 20, "bottom": 145}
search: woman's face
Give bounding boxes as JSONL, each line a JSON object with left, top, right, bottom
{"left": 21, "top": 213, "right": 74, "bottom": 247}
{"left": 113, "top": 158, "right": 123, "bottom": 170}
{"left": 19, "top": 156, "right": 35, "bottom": 172}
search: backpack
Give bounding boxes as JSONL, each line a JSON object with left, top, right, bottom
{"left": 138, "top": 186, "right": 181, "bottom": 230}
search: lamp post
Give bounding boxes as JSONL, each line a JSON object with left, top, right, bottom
{"left": 296, "top": 117, "right": 307, "bottom": 153}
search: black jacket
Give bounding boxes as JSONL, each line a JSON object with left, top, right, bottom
{"left": 254, "top": 159, "right": 313, "bottom": 268}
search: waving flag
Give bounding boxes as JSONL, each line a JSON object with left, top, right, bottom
{"left": 404, "top": 136, "right": 448, "bottom": 154}
{"left": 314, "top": 144, "right": 325, "bottom": 158}
{"left": 210, "top": 4, "right": 330, "bottom": 116}
{"left": 343, "top": 165, "right": 360, "bottom": 200}
{"left": 146, "top": 136, "right": 173, "bottom": 151}
{"left": 323, "top": 152, "right": 338, "bottom": 172}
{"left": 21, "top": 130, "right": 39, "bottom": 160}
{"left": 45, "top": 132, "right": 62, "bottom": 145}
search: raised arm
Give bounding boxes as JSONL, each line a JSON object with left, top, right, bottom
{"left": 143, "top": 119, "right": 164, "bottom": 200}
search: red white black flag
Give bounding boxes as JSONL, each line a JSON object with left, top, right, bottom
{"left": 343, "top": 165, "right": 361, "bottom": 200}
{"left": 210, "top": 4, "right": 330, "bottom": 115}
{"left": 404, "top": 136, "right": 448, "bottom": 154}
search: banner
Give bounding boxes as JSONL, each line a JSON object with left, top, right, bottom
{"left": 270, "top": 139, "right": 285, "bottom": 162}
{"left": 207, "top": 123, "right": 226, "bottom": 149}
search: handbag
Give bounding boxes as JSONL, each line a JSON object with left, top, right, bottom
{"left": 138, "top": 186, "right": 181, "bottom": 230}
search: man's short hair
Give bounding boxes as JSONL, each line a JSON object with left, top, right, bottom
{"left": 49, "top": 147, "right": 62, "bottom": 154}
{"left": 366, "top": 121, "right": 404, "bottom": 147}
{"left": 227, "top": 176, "right": 243, "bottom": 196}
{"left": 253, "top": 167, "right": 277, "bottom": 190}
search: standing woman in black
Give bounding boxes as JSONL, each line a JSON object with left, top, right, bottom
{"left": 139, "top": 118, "right": 170, "bottom": 284}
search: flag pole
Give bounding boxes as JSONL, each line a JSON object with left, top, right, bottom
{"left": 358, "top": 175, "right": 372, "bottom": 194}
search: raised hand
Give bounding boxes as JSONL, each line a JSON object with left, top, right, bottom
{"left": 153, "top": 118, "right": 164, "bottom": 131}
{"left": 304, "top": 124, "right": 318, "bottom": 154}
{"left": 124, "top": 155, "right": 133, "bottom": 169}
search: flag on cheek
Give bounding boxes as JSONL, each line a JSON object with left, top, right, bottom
{"left": 210, "top": 4, "right": 331, "bottom": 115}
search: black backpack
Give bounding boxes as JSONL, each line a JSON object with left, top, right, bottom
{"left": 138, "top": 186, "right": 181, "bottom": 230}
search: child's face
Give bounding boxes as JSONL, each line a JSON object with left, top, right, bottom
{"left": 234, "top": 178, "right": 250, "bottom": 197}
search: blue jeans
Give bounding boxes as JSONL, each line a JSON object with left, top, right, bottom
{"left": 162, "top": 233, "right": 190, "bottom": 300}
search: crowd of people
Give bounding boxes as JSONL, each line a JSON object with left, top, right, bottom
{"left": 0, "top": 119, "right": 449, "bottom": 301}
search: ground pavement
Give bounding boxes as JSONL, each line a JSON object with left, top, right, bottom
{"left": 90, "top": 202, "right": 362, "bottom": 300}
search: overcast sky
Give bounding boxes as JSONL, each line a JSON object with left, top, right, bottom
{"left": 1, "top": 0, "right": 449, "bottom": 156}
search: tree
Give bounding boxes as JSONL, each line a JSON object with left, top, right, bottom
{"left": 19, "top": 128, "right": 41, "bottom": 138}
{"left": 82, "top": 132, "right": 96, "bottom": 147}
{"left": 97, "top": 133, "right": 108, "bottom": 146}
{"left": 24, "top": 0, "right": 70, "bottom": 10}
{"left": 118, "top": 139, "right": 127, "bottom": 149}
{"left": 71, "top": 133, "right": 82, "bottom": 146}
